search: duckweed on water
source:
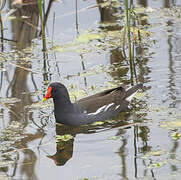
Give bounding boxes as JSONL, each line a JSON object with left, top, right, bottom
{"left": 160, "top": 120, "right": 181, "bottom": 130}
{"left": 25, "top": 101, "right": 53, "bottom": 110}
{"left": 56, "top": 134, "right": 73, "bottom": 142}
{"left": 170, "top": 132, "right": 181, "bottom": 140}
{"left": 0, "top": 97, "right": 21, "bottom": 104}
{"left": 92, "top": 121, "right": 105, "bottom": 126}
{"left": 141, "top": 149, "right": 166, "bottom": 159}
{"left": 108, "top": 136, "right": 121, "bottom": 140}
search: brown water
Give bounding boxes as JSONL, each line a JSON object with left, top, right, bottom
{"left": 0, "top": 0, "right": 181, "bottom": 179}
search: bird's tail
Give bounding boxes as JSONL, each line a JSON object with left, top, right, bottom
{"left": 125, "top": 83, "right": 143, "bottom": 101}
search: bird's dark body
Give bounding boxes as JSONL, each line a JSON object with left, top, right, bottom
{"left": 44, "top": 82, "right": 143, "bottom": 126}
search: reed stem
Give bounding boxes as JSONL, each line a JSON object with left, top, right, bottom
{"left": 125, "top": 0, "right": 134, "bottom": 84}
{"left": 38, "top": 0, "right": 46, "bottom": 51}
{"left": 0, "top": 12, "right": 4, "bottom": 51}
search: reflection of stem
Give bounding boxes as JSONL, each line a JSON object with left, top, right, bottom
{"left": 31, "top": 73, "right": 40, "bottom": 100}
{"left": 132, "top": 29, "right": 135, "bottom": 60}
{"left": 52, "top": 12, "right": 55, "bottom": 47}
{"left": 75, "top": 0, "right": 79, "bottom": 35}
{"left": 125, "top": 0, "right": 131, "bottom": 61}
{"left": 80, "top": 54, "right": 87, "bottom": 86}
{"left": 122, "top": 26, "right": 127, "bottom": 59}
{"left": 168, "top": 32, "right": 176, "bottom": 108}
{"left": 0, "top": 12, "right": 4, "bottom": 51}
{"left": 81, "top": 60, "right": 85, "bottom": 71}
{"left": 134, "top": 126, "right": 138, "bottom": 178}
{"left": 0, "top": 66, "right": 3, "bottom": 90}
{"left": 133, "top": 60, "right": 137, "bottom": 83}
{"left": 81, "top": 56, "right": 87, "bottom": 86}
{"left": 150, "top": 168, "right": 156, "bottom": 180}
{"left": 132, "top": 29, "right": 137, "bottom": 83}
{"left": 43, "top": 52, "right": 49, "bottom": 84}
{"left": 80, "top": 54, "right": 85, "bottom": 70}
{"left": 129, "top": 61, "right": 134, "bottom": 85}
{"left": 31, "top": 118, "right": 45, "bottom": 131}
{"left": 0, "top": 101, "right": 19, "bottom": 118}
{"left": 11, "top": 151, "right": 19, "bottom": 177}
{"left": 83, "top": 77, "right": 87, "bottom": 87}
{"left": 55, "top": 61, "right": 61, "bottom": 78}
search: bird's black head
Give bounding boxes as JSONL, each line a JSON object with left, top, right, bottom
{"left": 42, "top": 82, "right": 70, "bottom": 102}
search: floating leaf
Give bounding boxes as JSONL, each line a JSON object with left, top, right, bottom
{"left": 133, "top": 7, "right": 147, "bottom": 14}
{"left": 76, "top": 33, "right": 101, "bottom": 43}
{"left": 50, "top": 45, "right": 66, "bottom": 53}
{"left": 0, "top": 97, "right": 21, "bottom": 104}
{"left": 8, "top": 15, "right": 16, "bottom": 20}
{"left": 56, "top": 134, "right": 73, "bottom": 142}
{"left": 100, "top": 0, "right": 121, "bottom": 8}
{"left": 25, "top": 101, "right": 53, "bottom": 110}
{"left": 154, "top": 107, "right": 164, "bottom": 112}
{"left": 134, "top": 92, "right": 146, "bottom": 99}
{"left": 78, "top": 178, "right": 89, "bottom": 180}
{"left": 149, "top": 162, "right": 162, "bottom": 169}
{"left": 51, "top": 28, "right": 126, "bottom": 55}
{"left": 108, "top": 136, "right": 120, "bottom": 140}
{"left": 92, "top": 121, "right": 104, "bottom": 126}
{"left": 161, "top": 120, "right": 181, "bottom": 130}
{"left": 141, "top": 149, "right": 166, "bottom": 159}
{"left": 149, "top": 150, "right": 165, "bottom": 156}
{"left": 148, "top": 160, "right": 167, "bottom": 169}
{"left": 0, "top": 121, "right": 27, "bottom": 149}
{"left": 0, "top": 57, "right": 5, "bottom": 62}
{"left": 171, "top": 132, "right": 181, "bottom": 140}
{"left": 99, "top": 22, "right": 118, "bottom": 28}
{"left": 130, "top": 27, "right": 151, "bottom": 37}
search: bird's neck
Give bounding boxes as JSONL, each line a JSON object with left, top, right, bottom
{"left": 53, "top": 98, "right": 74, "bottom": 114}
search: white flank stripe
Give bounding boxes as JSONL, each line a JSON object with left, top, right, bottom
{"left": 87, "top": 105, "right": 107, "bottom": 116}
{"left": 126, "top": 86, "right": 132, "bottom": 91}
{"left": 104, "top": 103, "right": 114, "bottom": 111}
{"left": 87, "top": 103, "right": 115, "bottom": 116}
{"left": 115, "top": 105, "right": 120, "bottom": 110}
{"left": 126, "top": 91, "right": 137, "bottom": 102}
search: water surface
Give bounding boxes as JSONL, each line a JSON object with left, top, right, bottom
{"left": 0, "top": 0, "right": 181, "bottom": 179}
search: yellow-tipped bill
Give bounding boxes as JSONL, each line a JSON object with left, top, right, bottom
{"left": 42, "top": 86, "right": 52, "bottom": 102}
{"left": 42, "top": 97, "right": 47, "bottom": 102}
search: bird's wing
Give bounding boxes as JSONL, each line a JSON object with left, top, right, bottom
{"left": 74, "top": 87, "right": 126, "bottom": 113}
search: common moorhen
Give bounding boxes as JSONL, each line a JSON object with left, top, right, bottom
{"left": 42, "top": 82, "right": 143, "bottom": 126}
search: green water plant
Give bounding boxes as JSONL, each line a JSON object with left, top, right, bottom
{"left": 124, "top": 0, "right": 142, "bottom": 84}
{"left": 0, "top": 0, "right": 6, "bottom": 51}
{"left": 37, "top": 0, "right": 46, "bottom": 51}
